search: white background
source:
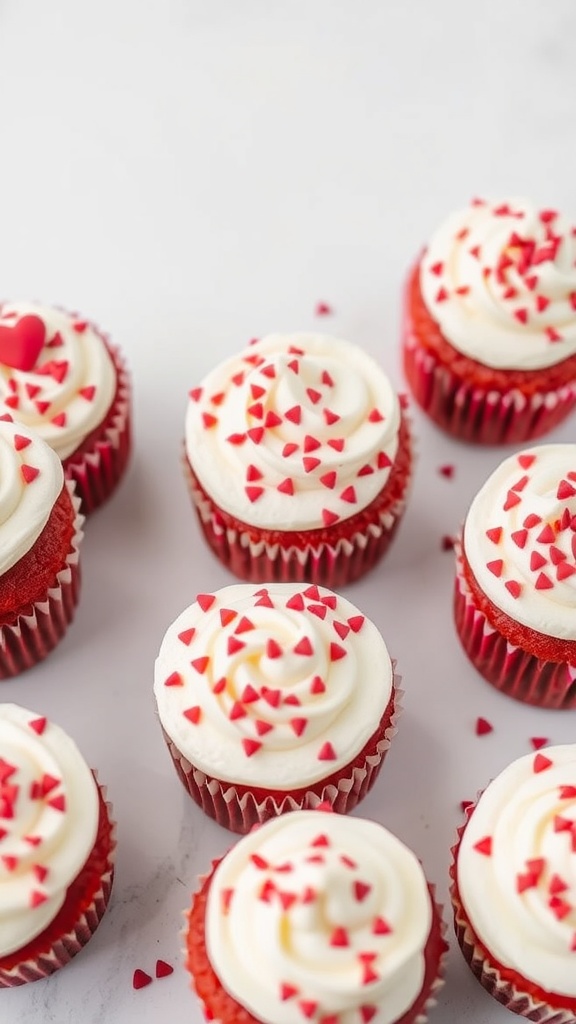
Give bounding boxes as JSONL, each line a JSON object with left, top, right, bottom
{"left": 0, "top": 2, "right": 575, "bottom": 1022}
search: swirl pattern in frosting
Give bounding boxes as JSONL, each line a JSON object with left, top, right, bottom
{"left": 0, "top": 302, "right": 116, "bottom": 460}
{"left": 0, "top": 419, "right": 64, "bottom": 576}
{"left": 205, "top": 810, "right": 432, "bottom": 1024}
{"left": 154, "top": 583, "right": 393, "bottom": 788}
{"left": 457, "top": 745, "right": 576, "bottom": 997}
{"left": 420, "top": 198, "right": 576, "bottom": 370}
{"left": 463, "top": 444, "right": 576, "bottom": 641}
{"left": 185, "top": 333, "right": 401, "bottom": 530}
{"left": 0, "top": 704, "right": 99, "bottom": 957}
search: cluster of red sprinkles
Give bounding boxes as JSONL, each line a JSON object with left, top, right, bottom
{"left": 220, "top": 828, "right": 392, "bottom": 1020}
{"left": 0, "top": 716, "right": 65, "bottom": 911}
{"left": 132, "top": 960, "right": 174, "bottom": 990}
{"left": 482, "top": 452, "right": 576, "bottom": 598}
{"left": 429, "top": 200, "right": 576, "bottom": 342}
{"left": 0, "top": 312, "right": 98, "bottom": 421}
{"left": 190, "top": 341, "right": 391, "bottom": 527}
{"left": 472, "top": 752, "right": 576, "bottom": 951}
{"left": 164, "top": 587, "right": 365, "bottom": 760}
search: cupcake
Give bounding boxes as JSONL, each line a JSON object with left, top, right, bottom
{"left": 184, "top": 332, "right": 412, "bottom": 586}
{"left": 451, "top": 744, "right": 576, "bottom": 1021}
{"left": 0, "top": 418, "right": 83, "bottom": 679}
{"left": 154, "top": 582, "right": 399, "bottom": 833}
{"left": 186, "top": 808, "right": 446, "bottom": 1024}
{"left": 0, "top": 703, "right": 115, "bottom": 986}
{"left": 0, "top": 302, "right": 131, "bottom": 514}
{"left": 402, "top": 197, "right": 576, "bottom": 444}
{"left": 454, "top": 443, "right": 576, "bottom": 709}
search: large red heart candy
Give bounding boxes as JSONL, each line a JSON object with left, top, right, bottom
{"left": 0, "top": 315, "right": 46, "bottom": 371}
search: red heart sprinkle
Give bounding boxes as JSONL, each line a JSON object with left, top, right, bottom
{"left": 0, "top": 315, "right": 45, "bottom": 371}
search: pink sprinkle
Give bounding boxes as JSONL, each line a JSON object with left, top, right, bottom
{"left": 530, "top": 737, "right": 549, "bottom": 750}
{"left": 533, "top": 753, "right": 553, "bottom": 773}
{"left": 322, "top": 508, "right": 339, "bottom": 526}
{"left": 317, "top": 742, "right": 337, "bottom": 761}
{"left": 315, "top": 302, "right": 332, "bottom": 316}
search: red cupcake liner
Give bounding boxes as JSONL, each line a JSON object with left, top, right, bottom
{"left": 63, "top": 341, "right": 132, "bottom": 515}
{"left": 186, "top": 864, "right": 447, "bottom": 1024}
{"left": 0, "top": 777, "right": 116, "bottom": 987}
{"left": 402, "top": 308, "right": 576, "bottom": 446}
{"left": 0, "top": 481, "right": 84, "bottom": 680}
{"left": 454, "top": 542, "right": 576, "bottom": 709}
{"left": 183, "top": 413, "right": 413, "bottom": 588}
{"left": 450, "top": 810, "right": 576, "bottom": 1023}
{"left": 162, "top": 671, "right": 402, "bottom": 834}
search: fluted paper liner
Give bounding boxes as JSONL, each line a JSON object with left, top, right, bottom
{"left": 402, "top": 301, "right": 576, "bottom": 445}
{"left": 184, "top": 859, "right": 447, "bottom": 1024}
{"left": 162, "top": 670, "right": 403, "bottom": 834}
{"left": 454, "top": 540, "right": 576, "bottom": 709}
{"left": 0, "top": 776, "right": 116, "bottom": 987}
{"left": 63, "top": 339, "right": 131, "bottom": 515}
{"left": 183, "top": 411, "right": 413, "bottom": 587}
{"left": 0, "top": 480, "right": 84, "bottom": 680}
{"left": 450, "top": 804, "right": 576, "bottom": 1023}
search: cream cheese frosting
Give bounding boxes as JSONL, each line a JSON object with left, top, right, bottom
{"left": 0, "top": 419, "right": 64, "bottom": 576}
{"left": 154, "top": 583, "right": 393, "bottom": 789}
{"left": 205, "top": 810, "right": 433, "bottom": 1024}
{"left": 420, "top": 198, "right": 576, "bottom": 370}
{"left": 457, "top": 745, "right": 576, "bottom": 997}
{"left": 0, "top": 302, "right": 116, "bottom": 461}
{"left": 185, "top": 332, "right": 401, "bottom": 531}
{"left": 0, "top": 704, "right": 99, "bottom": 958}
{"left": 463, "top": 444, "right": 576, "bottom": 641}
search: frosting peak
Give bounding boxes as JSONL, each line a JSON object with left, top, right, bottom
{"left": 206, "top": 811, "right": 432, "bottom": 1024}
{"left": 420, "top": 198, "right": 576, "bottom": 370}
{"left": 0, "top": 419, "right": 64, "bottom": 576}
{"left": 154, "top": 583, "right": 393, "bottom": 789}
{"left": 0, "top": 704, "right": 99, "bottom": 957}
{"left": 0, "top": 302, "right": 116, "bottom": 460}
{"left": 458, "top": 745, "right": 576, "bottom": 997}
{"left": 185, "top": 333, "right": 401, "bottom": 530}
{"left": 463, "top": 444, "right": 576, "bottom": 641}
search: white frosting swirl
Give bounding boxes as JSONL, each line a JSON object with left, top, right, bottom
{"left": 154, "top": 583, "right": 393, "bottom": 788}
{"left": 206, "top": 810, "right": 432, "bottom": 1024}
{"left": 185, "top": 333, "right": 401, "bottom": 530}
{"left": 420, "top": 198, "right": 576, "bottom": 370}
{"left": 463, "top": 444, "right": 576, "bottom": 641}
{"left": 0, "top": 703, "right": 99, "bottom": 957}
{"left": 458, "top": 745, "right": 576, "bottom": 997}
{"left": 0, "top": 302, "right": 116, "bottom": 460}
{"left": 0, "top": 419, "right": 64, "bottom": 576}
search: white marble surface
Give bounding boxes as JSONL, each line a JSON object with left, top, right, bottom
{"left": 0, "top": 1, "right": 575, "bottom": 1022}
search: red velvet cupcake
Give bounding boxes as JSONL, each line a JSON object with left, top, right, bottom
{"left": 0, "top": 302, "right": 131, "bottom": 514}
{"left": 454, "top": 443, "right": 576, "bottom": 708}
{"left": 186, "top": 808, "right": 446, "bottom": 1024}
{"left": 450, "top": 745, "right": 576, "bottom": 1021}
{"left": 0, "top": 703, "right": 115, "bottom": 986}
{"left": 0, "top": 418, "right": 83, "bottom": 678}
{"left": 184, "top": 332, "right": 412, "bottom": 586}
{"left": 402, "top": 198, "right": 576, "bottom": 444}
{"left": 154, "top": 582, "right": 400, "bottom": 833}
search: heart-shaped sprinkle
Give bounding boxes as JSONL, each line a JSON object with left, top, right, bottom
{"left": 0, "top": 315, "right": 46, "bottom": 371}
